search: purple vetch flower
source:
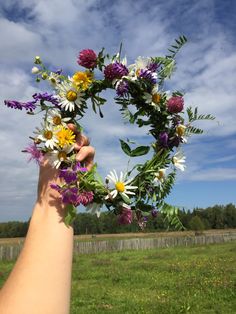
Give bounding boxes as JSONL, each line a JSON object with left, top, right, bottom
{"left": 55, "top": 69, "right": 63, "bottom": 75}
{"left": 118, "top": 206, "right": 133, "bottom": 225}
{"left": 151, "top": 208, "right": 159, "bottom": 218}
{"left": 104, "top": 62, "right": 129, "bottom": 81}
{"left": 139, "top": 69, "right": 157, "bottom": 84}
{"left": 4, "top": 100, "right": 37, "bottom": 111}
{"left": 59, "top": 168, "right": 77, "bottom": 184}
{"left": 50, "top": 183, "right": 62, "bottom": 192}
{"left": 147, "top": 62, "right": 159, "bottom": 72}
{"left": 159, "top": 131, "right": 169, "bottom": 148}
{"left": 32, "top": 92, "right": 59, "bottom": 106}
{"left": 168, "top": 136, "right": 181, "bottom": 149}
{"left": 24, "top": 143, "right": 44, "bottom": 164}
{"left": 116, "top": 80, "right": 129, "bottom": 97}
{"left": 73, "top": 162, "right": 88, "bottom": 172}
{"left": 77, "top": 191, "right": 94, "bottom": 206}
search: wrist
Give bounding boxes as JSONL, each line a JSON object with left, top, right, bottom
{"left": 32, "top": 199, "right": 68, "bottom": 225}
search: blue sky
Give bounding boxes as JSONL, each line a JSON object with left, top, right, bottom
{"left": 0, "top": 0, "right": 235, "bottom": 221}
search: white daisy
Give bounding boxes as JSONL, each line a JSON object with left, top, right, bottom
{"left": 105, "top": 170, "right": 138, "bottom": 202}
{"left": 36, "top": 124, "right": 58, "bottom": 149}
{"left": 134, "top": 56, "right": 151, "bottom": 70}
{"left": 48, "top": 72, "right": 61, "bottom": 88}
{"left": 57, "top": 79, "right": 85, "bottom": 112}
{"left": 48, "top": 145, "right": 74, "bottom": 169}
{"left": 154, "top": 168, "right": 167, "bottom": 184}
{"left": 143, "top": 85, "right": 161, "bottom": 111}
{"left": 128, "top": 56, "right": 152, "bottom": 78}
{"left": 173, "top": 151, "right": 186, "bottom": 171}
{"left": 47, "top": 109, "right": 71, "bottom": 127}
{"left": 85, "top": 202, "right": 102, "bottom": 218}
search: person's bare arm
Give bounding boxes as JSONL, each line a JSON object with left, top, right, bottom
{"left": 0, "top": 130, "right": 95, "bottom": 314}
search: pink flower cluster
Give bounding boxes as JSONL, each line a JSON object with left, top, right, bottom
{"left": 118, "top": 206, "right": 133, "bottom": 225}
{"left": 167, "top": 96, "right": 184, "bottom": 113}
{"left": 77, "top": 49, "right": 97, "bottom": 69}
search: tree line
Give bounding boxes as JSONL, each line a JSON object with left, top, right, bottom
{"left": 0, "top": 203, "right": 236, "bottom": 238}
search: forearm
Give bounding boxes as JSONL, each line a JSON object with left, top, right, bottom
{"left": 0, "top": 201, "right": 74, "bottom": 314}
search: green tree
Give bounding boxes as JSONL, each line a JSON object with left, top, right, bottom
{"left": 189, "top": 216, "right": 205, "bottom": 232}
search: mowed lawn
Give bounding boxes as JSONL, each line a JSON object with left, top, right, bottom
{"left": 0, "top": 242, "right": 236, "bottom": 313}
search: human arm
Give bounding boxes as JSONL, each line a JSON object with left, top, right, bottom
{"left": 0, "top": 130, "right": 95, "bottom": 314}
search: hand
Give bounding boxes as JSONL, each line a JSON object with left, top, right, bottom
{"left": 37, "top": 124, "right": 95, "bottom": 209}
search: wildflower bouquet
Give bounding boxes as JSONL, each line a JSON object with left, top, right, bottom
{"left": 4, "top": 36, "right": 215, "bottom": 228}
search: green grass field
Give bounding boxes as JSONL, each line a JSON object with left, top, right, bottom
{"left": 0, "top": 242, "right": 236, "bottom": 313}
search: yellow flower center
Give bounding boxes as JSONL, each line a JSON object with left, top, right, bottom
{"left": 156, "top": 170, "right": 165, "bottom": 180}
{"left": 176, "top": 124, "right": 186, "bottom": 137}
{"left": 72, "top": 71, "right": 93, "bottom": 91}
{"left": 173, "top": 157, "right": 177, "bottom": 164}
{"left": 152, "top": 93, "right": 161, "bottom": 104}
{"left": 136, "top": 69, "right": 141, "bottom": 76}
{"left": 53, "top": 116, "right": 62, "bottom": 125}
{"left": 50, "top": 78, "right": 56, "bottom": 84}
{"left": 44, "top": 130, "right": 53, "bottom": 139}
{"left": 66, "top": 90, "right": 77, "bottom": 102}
{"left": 115, "top": 182, "right": 125, "bottom": 192}
{"left": 57, "top": 128, "right": 76, "bottom": 147}
{"left": 58, "top": 151, "right": 67, "bottom": 160}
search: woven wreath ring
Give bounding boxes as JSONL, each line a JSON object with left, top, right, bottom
{"left": 4, "top": 36, "right": 214, "bottom": 228}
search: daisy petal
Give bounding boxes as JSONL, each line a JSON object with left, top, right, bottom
{"left": 125, "top": 191, "right": 136, "bottom": 195}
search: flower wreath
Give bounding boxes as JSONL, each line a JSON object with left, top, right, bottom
{"left": 4, "top": 36, "right": 214, "bottom": 228}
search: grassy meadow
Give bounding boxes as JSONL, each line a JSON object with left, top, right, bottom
{"left": 0, "top": 242, "right": 236, "bottom": 313}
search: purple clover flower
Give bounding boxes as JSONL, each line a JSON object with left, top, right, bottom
{"left": 4, "top": 100, "right": 37, "bottom": 111}
{"left": 116, "top": 80, "right": 129, "bottom": 97}
{"left": 139, "top": 69, "right": 157, "bottom": 84}
{"left": 104, "top": 62, "right": 129, "bottom": 81}
{"left": 33, "top": 92, "right": 59, "bottom": 106}
{"left": 24, "top": 143, "right": 44, "bottom": 164}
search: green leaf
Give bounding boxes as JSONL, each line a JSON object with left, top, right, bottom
{"left": 130, "top": 145, "right": 150, "bottom": 157}
{"left": 119, "top": 139, "right": 132, "bottom": 156}
{"left": 141, "top": 211, "right": 150, "bottom": 217}
{"left": 95, "top": 172, "right": 104, "bottom": 185}
{"left": 120, "top": 193, "right": 131, "bottom": 204}
{"left": 64, "top": 204, "right": 77, "bottom": 227}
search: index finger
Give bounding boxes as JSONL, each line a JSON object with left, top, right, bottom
{"left": 67, "top": 123, "right": 81, "bottom": 136}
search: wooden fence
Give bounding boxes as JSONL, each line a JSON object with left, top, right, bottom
{"left": 0, "top": 230, "right": 236, "bottom": 261}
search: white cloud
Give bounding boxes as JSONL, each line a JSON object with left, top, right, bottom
{"left": 187, "top": 167, "right": 236, "bottom": 181}
{"left": 0, "top": 18, "right": 42, "bottom": 64}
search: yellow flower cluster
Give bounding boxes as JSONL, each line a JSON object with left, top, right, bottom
{"left": 56, "top": 127, "right": 76, "bottom": 147}
{"left": 72, "top": 71, "right": 93, "bottom": 91}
